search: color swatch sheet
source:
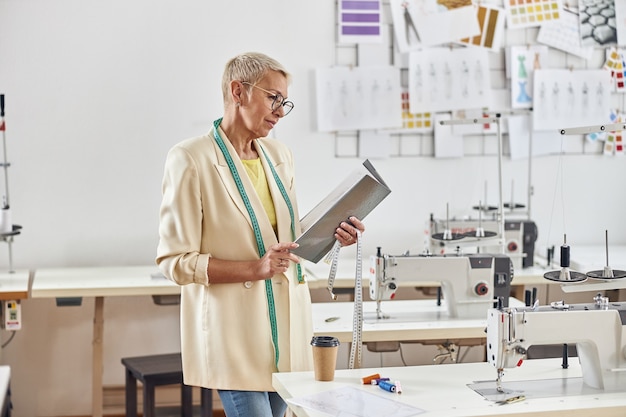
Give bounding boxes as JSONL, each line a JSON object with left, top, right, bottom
{"left": 505, "top": 0, "right": 562, "bottom": 29}
{"left": 338, "top": 0, "right": 382, "bottom": 44}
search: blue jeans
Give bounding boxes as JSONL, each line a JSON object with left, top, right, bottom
{"left": 218, "top": 390, "right": 287, "bottom": 417}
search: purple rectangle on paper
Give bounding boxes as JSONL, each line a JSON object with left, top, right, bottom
{"left": 342, "top": 13, "right": 380, "bottom": 23}
{"left": 342, "top": 1, "right": 380, "bottom": 11}
{"left": 342, "top": 25, "right": 380, "bottom": 35}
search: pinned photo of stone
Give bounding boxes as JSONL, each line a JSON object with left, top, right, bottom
{"left": 580, "top": 0, "right": 618, "bottom": 46}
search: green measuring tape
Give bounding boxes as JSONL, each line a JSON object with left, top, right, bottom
{"left": 212, "top": 118, "right": 302, "bottom": 369}
{"left": 258, "top": 146, "right": 304, "bottom": 285}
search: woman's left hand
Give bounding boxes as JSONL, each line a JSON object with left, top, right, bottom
{"left": 335, "top": 216, "right": 365, "bottom": 247}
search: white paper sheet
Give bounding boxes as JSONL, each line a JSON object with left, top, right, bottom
{"left": 507, "top": 115, "right": 563, "bottom": 159}
{"left": 532, "top": 69, "right": 613, "bottom": 131}
{"left": 537, "top": 7, "right": 593, "bottom": 60}
{"left": 389, "top": 0, "right": 480, "bottom": 52}
{"left": 287, "top": 386, "right": 426, "bottom": 417}
{"left": 408, "top": 48, "right": 491, "bottom": 113}
{"left": 434, "top": 112, "right": 464, "bottom": 158}
{"left": 315, "top": 66, "right": 402, "bottom": 132}
{"left": 617, "top": 0, "right": 626, "bottom": 45}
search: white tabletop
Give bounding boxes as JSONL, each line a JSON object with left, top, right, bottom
{"left": 273, "top": 359, "right": 626, "bottom": 417}
{"left": 312, "top": 299, "right": 524, "bottom": 343}
{"left": 30, "top": 265, "right": 179, "bottom": 298}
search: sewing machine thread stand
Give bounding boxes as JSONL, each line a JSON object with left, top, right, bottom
{"left": 586, "top": 230, "right": 626, "bottom": 279}
{"left": 543, "top": 234, "right": 587, "bottom": 282}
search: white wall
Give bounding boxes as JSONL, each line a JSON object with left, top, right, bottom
{"left": 1, "top": 1, "right": 625, "bottom": 416}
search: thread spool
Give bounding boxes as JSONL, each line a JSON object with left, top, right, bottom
{"left": 560, "top": 244, "right": 570, "bottom": 268}
{"left": 543, "top": 235, "right": 587, "bottom": 282}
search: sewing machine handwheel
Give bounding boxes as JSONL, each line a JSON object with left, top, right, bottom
{"left": 431, "top": 232, "right": 465, "bottom": 241}
{"left": 586, "top": 269, "right": 626, "bottom": 280}
{"left": 543, "top": 270, "right": 588, "bottom": 282}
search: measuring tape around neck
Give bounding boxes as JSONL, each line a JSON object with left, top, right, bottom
{"left": 258, "top": 146, "right": 304, "bottom": 284}
{"left": 326, "top": 230, "right": 363, "bottom": 369}
{"left": 212, "top": 118, "right": 280, "bottom": 368}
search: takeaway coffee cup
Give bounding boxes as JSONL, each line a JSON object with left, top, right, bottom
{"left": 310, "top": 336, "right": 340, "bottom": 381}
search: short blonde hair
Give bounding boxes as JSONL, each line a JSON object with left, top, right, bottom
{"left": 221, "top": 52, "right": 291, "bottom": 102}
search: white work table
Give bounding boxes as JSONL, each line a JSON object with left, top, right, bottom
{"left": 273, "top": 359, "right": 626, "bottom": 417}
{"left": 30, "top": 266, "right": 179, "bottom": 417}
{"left": 30, "top": 266, "right": 178, "bottom": 298}
{"left": 312, "top": 299, "right": 514, "bottom": 343}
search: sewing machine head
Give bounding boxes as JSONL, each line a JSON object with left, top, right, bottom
{"left": 368, "top": 250, "right": 513, "bottom": 318}
{"left": 487, "top": 295, "right": 626, "bottom": 391}
{"left": 429, "top": 216, "right": 538, "bottom": 270}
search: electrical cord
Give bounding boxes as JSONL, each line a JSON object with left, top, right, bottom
{"left": 1, "top": 331, "right": 15, "bottom": 349}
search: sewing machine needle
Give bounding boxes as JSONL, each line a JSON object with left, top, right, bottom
{"left": 496, "top": 369, "right": 504, "bottom": 392}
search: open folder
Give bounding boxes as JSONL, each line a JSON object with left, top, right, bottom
{"left": 292, "top": 160, "right": 391, "bottom": 263}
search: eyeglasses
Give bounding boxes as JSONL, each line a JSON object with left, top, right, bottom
{"left": 241, "top": 81, "right": 294, "bottom": 116}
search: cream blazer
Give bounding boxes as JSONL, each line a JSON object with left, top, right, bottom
{"left": 156, "top": 126, "right": 314, "bottom": 391}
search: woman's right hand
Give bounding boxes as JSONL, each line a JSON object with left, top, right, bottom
{"left": 258, "top": 242, "right": 301, "bottom": 279}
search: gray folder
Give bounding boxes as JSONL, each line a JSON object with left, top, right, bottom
{"left": 292, "top": 160, "right": 391, "bottom": 263}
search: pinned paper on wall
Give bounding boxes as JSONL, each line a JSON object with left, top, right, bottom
{"left": 338, "top": 0, "right": 383, "bottom": 44}
{"left": 408, "top": 47, "right": 491, "bottom": 113}
{"left": 604, "top": 130, "right": 624, "bottom": 155}
{"left": 389, "top": 0, "right": 480, "bottom": 52}
{"left": 459, "top": 4, "right": 505, "bottom": 51}
{"left": 537, "top": 7, "right": 593, "bottom": 60}
{"left": 579, "top": 0, "right": 618, "bottom": 46}
{"left": 617, "top": 0, "right": 626, "bottom": 45}
{"left": 509, "top": 45, "right": 549, "bottom": 109}
{"left": 507, "top": 115, "right": 563, "bottom": 159}
{"left": 532, "top": 69, "right": 613, "bottom": 131}
{"left": 387, "top": 90, "right": 434, "bottom": 133}
{"left": 603, "top": 47, "right": 626, "bottom": 92}
{"left": 315, "top": 66, "right": 402, "bottom": 132}
{"left": 504, "top": 0, "right": 562, "bottom": 29}
{"left": 602, "top": 110, "right": 625, "bottom": 155}
{"left": 434, "top": 113, "right": 464, "bottom": 158}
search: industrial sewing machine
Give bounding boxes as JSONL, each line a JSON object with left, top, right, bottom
{"left": 428, "top": 216, "right": 538, "bottom": 271}
{"left": 369, "top": 249, "right": 513, "bottom": 319}
{"left": 487, "top": 294, "right": 626, "bottom": 392}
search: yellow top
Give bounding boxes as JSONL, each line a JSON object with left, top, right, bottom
{"left": 241, "top": 158, "right": 277, "bottom": 234}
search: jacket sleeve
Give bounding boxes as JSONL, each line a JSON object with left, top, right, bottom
{"left": 156, "top": 145, "right": 210, "bottom": 286}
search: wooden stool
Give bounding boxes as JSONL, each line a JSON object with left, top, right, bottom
{"left": 121, "top": 352, "right": 212, "bottom": 417}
